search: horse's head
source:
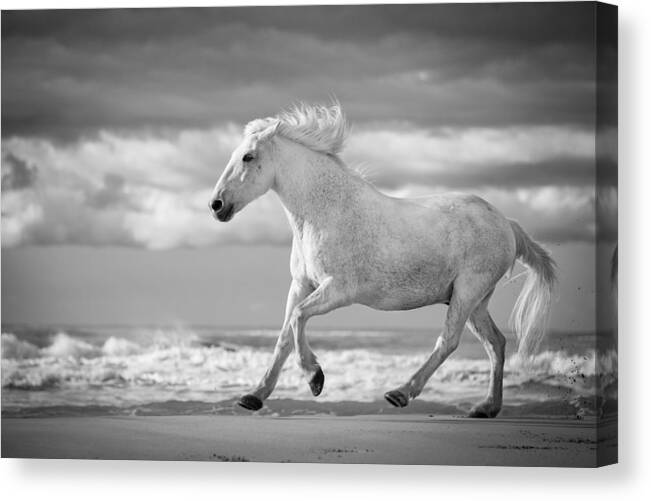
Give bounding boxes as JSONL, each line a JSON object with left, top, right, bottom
{"left": 209, "top": 120, "right": 279, "bottom": 222}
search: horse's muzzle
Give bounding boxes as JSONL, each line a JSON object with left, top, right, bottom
{"left": 215, "top": 203, "right": 235, "bottom": 222}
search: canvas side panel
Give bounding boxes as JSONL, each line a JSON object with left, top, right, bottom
{"left": 595, "top": 1, "right": 618, "bottom": 468}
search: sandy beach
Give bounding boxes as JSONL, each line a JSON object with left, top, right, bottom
{"left": 1, "top": 413, "right": 617, "bottom": 467}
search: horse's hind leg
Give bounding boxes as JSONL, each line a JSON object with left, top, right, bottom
{"left": 384, "top": 286, "right": 475, "bottom": 408}
{"left": 466, "top": 298, "right": 506, "bottom": 418}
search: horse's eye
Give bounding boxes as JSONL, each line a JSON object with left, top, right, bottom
{"left": 242, "top": 153, "right": 254, "bottom": 163}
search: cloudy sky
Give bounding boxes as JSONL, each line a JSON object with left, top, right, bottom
{"left": 1, "top": 3, "right": 616, "bottom": 330}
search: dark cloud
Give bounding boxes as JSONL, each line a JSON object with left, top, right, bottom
{"left": 2, "top": 3, "right": 600, "bottom": 140}
{"left": 1, "top": 4, "right": 596, "bottom": 45}
{"left": 1, "top": 153, "right": 38, "bottom": 190}
{"left": 20, "top": 202, "right": 138, "bottom": 248}
{"left": 370, "top": 157, "right": 600, "bottom": 191}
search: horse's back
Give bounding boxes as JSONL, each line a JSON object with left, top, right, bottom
{"left": 407, "top": 192, "right": 513, "bottom": 240}
{"left": 408, "top": 192, "right": 501, "bottom": 219}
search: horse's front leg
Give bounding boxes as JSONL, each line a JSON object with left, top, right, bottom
{"left": 237, "top": 280, "right": 312, "bottom": 411}
{"left": 290, "top": 277, "right": 351, "bottom": 396}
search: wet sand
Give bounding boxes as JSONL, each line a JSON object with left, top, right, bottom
{"left": 1, "top": 414, "right": 617, "bottom": 467}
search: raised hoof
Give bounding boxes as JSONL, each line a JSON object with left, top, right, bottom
{"left": 468, "top": 404, "right": 500, "bottom": 419}
{"left": 309, "top": 367, "right": 325, "bottom": 396}
{"left": 384, "top": 390, "right": 409, "bottom": 408}
{"left": 237, "top": 394, "right": 263, "bottom": 411}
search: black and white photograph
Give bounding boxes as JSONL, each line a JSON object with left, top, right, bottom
{"left": 1, "top": 2, "right": 617, "bottom": 467}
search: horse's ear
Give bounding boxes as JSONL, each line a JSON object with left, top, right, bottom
{"left": 257, "top": 120, "right": 279, "bottom": 142}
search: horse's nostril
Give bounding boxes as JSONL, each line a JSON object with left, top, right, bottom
{"left": 211, "top": 199, "right": 223, "bottom": 212}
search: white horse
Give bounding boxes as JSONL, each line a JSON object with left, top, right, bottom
{"left": 209, "top": 103, "right": 556, "bottom": 418}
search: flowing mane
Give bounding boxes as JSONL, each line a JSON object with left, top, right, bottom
{"left": 244, "top": 102, "right": 350, "bottom": 156}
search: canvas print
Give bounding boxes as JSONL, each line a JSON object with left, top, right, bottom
{"left": 1, "top": 2, "right": 617, "bottom": 466}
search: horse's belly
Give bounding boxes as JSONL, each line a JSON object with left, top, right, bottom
{"left": 358, "top": 269, "right": 454, "bottom": 311}
{"left": 361, "top": 292, "right": 446, "bottom": 311}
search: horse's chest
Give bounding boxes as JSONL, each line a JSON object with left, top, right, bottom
{"left": 292, "top": 245, "right": 326, "bottom": 283}
{"left": 290, "top": 234, "right": 348, "bottom": 285}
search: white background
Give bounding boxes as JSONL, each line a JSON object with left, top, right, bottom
{"left": 1, "top": 0, "right": 649, "bottom": 499}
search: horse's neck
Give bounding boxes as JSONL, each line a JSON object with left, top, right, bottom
{"left": 272, "top": 144, "right": 366, "bottom": 235}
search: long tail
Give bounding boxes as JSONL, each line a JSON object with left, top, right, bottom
{"left": 508, "top": 220, "right": 557, "bottom": 359}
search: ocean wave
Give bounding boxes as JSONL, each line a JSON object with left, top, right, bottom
{"left": 1, "top": 330, "right": 617, "bottom": 418}
{"left": 102, "top": 336, "right": 142, "bottom": 356}
{"left": 42, "top": 332, "right": 100, "bottom": 358}
{"left": 1, "top": 329, "right": 203, "bottom": 361}
{"left": 1, "top": 333, "right": 41, "bottom": 359}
